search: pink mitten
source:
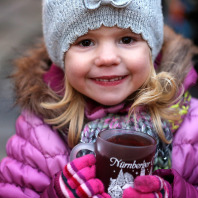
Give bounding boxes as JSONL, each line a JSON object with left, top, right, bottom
{"left": 55, "top": 154, "right": 110, "bottom": 198}
{"left": 123, "top": 175, "right": 172, "bottom": 198}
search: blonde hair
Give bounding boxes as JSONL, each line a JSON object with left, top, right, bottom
{"left": 129, "top": 58, "right": 181, "bottom": 144}
{"left": 41, "top": 79, "right": 85, "bottom": 147}
{"left": 42, "top": 57, "right": 181, "bottom": 147}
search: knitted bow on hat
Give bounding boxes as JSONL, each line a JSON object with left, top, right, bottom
{"left": 84, "top": 0, "right": 132, "bottom": 9}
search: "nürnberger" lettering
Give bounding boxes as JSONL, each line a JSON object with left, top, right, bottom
{"left": 110, "top": 157, "right": 151, "bottom": 169}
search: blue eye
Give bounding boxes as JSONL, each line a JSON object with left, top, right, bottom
{"left": 79, "top": 39, "right": 93, "bottom": 47}
{"left": 121, "top": 37, "right": 133, "bottom": 44}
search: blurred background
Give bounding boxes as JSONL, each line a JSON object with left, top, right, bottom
{"left": 0, "top": 0, "right": 198, "bottom": 160}
{"left": 0, "top": 0, "right": 42, "bottom": 160}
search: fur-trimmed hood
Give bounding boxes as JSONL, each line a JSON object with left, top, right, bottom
{"left": 12, "top": 25, "right": 198, "bottom": 120}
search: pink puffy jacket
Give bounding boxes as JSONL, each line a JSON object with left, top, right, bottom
{"left": 0, "top": 110, "right": 70, "bottom": 197}
{"left": 0, "top": 96, "right": 198, "bottom": 197}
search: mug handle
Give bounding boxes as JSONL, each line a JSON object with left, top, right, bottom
{"left": 69, "top": 143, "right": 95, "bottom": 161}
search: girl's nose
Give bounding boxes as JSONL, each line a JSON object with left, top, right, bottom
{"left": 94, "top": 45, "right": 121, "bottom": 67}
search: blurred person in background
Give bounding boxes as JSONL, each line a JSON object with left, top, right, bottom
{"left": 164, "top": 0, "right": 198, "bottom": 44}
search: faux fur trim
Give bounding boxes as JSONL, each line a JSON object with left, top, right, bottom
{"left": 12, "top": 41, "right": 63, "bottom": 119}
{"left": 12, "top": 27, "right": 198, "bottom": 118}
{"left": 159, "top": 25, "right": 198, "bottom": 83}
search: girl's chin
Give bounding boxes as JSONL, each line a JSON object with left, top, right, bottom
{"left": 93, "top": 99, "right": 125, "bottom": 106}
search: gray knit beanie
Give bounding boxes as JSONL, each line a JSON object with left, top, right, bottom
{"left": 42, "top": 0, "right": 164, "bottom": 68}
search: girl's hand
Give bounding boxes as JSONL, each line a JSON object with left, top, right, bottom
{"left": 55, "top": 154, "right": 110, "bottom": 198}
{"left": 123, "top": 175, "right": 172, "bottom": 198}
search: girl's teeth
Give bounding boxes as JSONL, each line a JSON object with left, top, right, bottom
{"left": 96, "top": 77, "right": 123, "bottom": 82}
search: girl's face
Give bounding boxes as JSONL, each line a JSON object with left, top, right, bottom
{"left": 65, "top": 26, "right": 151, "bottom": 106}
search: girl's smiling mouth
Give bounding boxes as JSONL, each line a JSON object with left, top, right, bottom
{"left": 91, "top": 75, "right": 128, "bottom": 86}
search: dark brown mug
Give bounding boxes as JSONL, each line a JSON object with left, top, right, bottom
{"left": 70, "top": 129, "right": 157, "bottom": 198}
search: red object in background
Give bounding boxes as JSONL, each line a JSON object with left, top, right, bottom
{"left": 169, "top": 0, "right": 186, "bottom": 22}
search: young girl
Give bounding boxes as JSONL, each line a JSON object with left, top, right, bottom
{"left": 0, "top": 0, "right": 198, "bottom": 197}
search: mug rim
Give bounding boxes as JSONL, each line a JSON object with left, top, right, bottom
{"left": 98, "top": 129, "right": 157, "bottom": 149}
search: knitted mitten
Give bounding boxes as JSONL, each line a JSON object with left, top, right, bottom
{"left": 123, "top": 175, "right": 172, "bottom": 198}
{"left": 55, "top": 154, "right": 110, "bottom": 198}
